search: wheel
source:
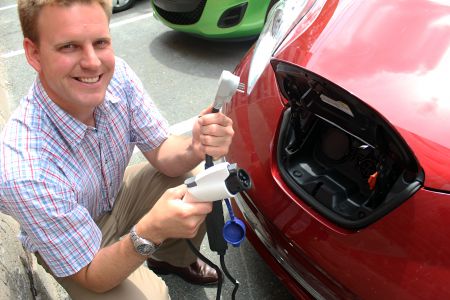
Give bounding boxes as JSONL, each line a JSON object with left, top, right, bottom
{"left": 112, "top": 0, "right": 136, "bottom": 13}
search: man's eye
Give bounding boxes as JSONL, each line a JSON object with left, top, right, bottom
{"left": 60, "top": 44, "right": 76, "bottom": 51}
{"left": 95, "top": 40, "right": 110, "bottom": 48}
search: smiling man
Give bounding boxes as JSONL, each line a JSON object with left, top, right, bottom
{"left": 0, "top": 1, "right": 234, "bottom": 299}
{"left": 24, "top": 1, "right": 115, "bottom": 126}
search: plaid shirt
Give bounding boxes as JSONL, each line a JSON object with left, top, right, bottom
{"left": 0, "top": 57, "right": 169, "bottom": 277}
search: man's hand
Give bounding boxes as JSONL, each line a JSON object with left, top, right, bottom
{"left": 136, "top": 184, "right": 212, "bottom": 244}
{"left": 143, "top": 106, "right": 234, "bottom": 177}
{"left": 191, "top": 106, "right": 234, "bottom": 160}
{"left": 68, "top": 184, "right": 211, "bottom": 293}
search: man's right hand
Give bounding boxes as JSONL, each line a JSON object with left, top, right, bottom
{"left": 135, "top": 184, "right": 213, "bottom": 245}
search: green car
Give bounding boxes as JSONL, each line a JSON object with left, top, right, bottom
{"left": 151, "top": 0, "right": 278, "bottom": 40}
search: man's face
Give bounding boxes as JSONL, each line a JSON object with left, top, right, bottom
{"left": 28, "top": 2, "right": 115, "bottom": 124}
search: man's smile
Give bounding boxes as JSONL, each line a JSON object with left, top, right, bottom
{"left": 75, "top": 75, "right": 101, "bottom": 83}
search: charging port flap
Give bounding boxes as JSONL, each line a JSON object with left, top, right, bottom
{"left": 272, "top": 60, "right": 424, "bottom": 230}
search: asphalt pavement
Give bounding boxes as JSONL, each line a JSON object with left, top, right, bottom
{"left": 0, "top": 0, "right": 295, "bottom": 299}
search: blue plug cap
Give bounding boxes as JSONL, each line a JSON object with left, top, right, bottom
{"left": 223, "top": 218, "right": 246, "bottom": 247}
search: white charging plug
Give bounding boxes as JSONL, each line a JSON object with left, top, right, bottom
{"left": 212, "top": 70, "right": 242, "bottom": 112}
{"left": 183, "top": 162, "right": 251, "bottom": 202}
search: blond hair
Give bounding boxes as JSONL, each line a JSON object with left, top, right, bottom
{"left": 17, "top": 0, "right": 112, "bottom": 43}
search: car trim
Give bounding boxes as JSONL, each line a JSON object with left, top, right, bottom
{"left": 424, "top": 187, "right": 450, "bottom": 195}
{"left": 234, "top": 191, "right": 327, "bottom": 300}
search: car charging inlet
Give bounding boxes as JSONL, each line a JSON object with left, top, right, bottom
{"left": 272, "top": 60, "right": 424, "bottom": 230}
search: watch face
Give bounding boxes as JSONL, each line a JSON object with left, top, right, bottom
{"left": 137, "top": 243, "right": 153, "bottom": 255}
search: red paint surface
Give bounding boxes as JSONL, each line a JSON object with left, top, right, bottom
{"left": 225, "top": 0, "right": 450, "bottom": 298}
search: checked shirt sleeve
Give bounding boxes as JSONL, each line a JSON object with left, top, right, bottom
{"left": 0, "top": 96, "right": 102, "bottom": 277}
{"left": 1, "top": 176, "right": 102, "bottom": 277}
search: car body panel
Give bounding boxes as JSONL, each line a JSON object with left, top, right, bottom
{"left": 224, "top": 0, "right": 450, "bottom": 298}
{"left": 151, "top": 0, "right": 273, "bottom": 39}
{"left": 276, "top": 0, "right": 450, "bottom": 191}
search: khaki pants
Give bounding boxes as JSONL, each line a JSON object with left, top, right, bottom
{"left": 36, "top": 162, "right": 205, "bottom": 300}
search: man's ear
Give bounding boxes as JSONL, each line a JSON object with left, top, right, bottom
{"left": 23, "top": 38, "right": 41, "bottom": 73}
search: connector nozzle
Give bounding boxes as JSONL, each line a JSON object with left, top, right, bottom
{"left": 213, "top": 70, "right": 241, "bottom": 111}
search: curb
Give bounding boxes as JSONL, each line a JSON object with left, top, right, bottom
{"left": 0, "top": 213, "right": 70, "bottom": 300}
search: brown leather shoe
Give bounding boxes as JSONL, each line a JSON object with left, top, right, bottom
{"left": 147, "top": 257, "right": 218, "bottom": 285}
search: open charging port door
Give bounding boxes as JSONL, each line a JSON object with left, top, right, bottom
{"left": 272, "top": 60, "right": 424, "bottom": 230}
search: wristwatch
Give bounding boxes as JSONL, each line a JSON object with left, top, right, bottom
{"left": 129, "top": 225, "right": 160, "bottom": 257}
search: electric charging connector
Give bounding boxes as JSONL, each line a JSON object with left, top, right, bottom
{"left": 184, "top": 162, "right": 251, "bottom": 203}
{"left": 211, "top": 71, "right": 243, "bottom": 112}
{"left": 186, "top": 70, "right": 246, "bottom": 300}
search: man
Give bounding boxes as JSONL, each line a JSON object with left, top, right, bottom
{"left": 0, "top": 0, "right": 235, "bottom": 299}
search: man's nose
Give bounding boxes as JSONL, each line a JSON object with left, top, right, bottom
{"left": 80, "top": 45, "right": 101, "bottom": 69}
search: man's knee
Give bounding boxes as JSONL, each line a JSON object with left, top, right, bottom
{"left": 59, "top": 266, "right": 169, "bottom": 300}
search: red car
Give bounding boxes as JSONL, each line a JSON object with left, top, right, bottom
{"left": 224, "top": 0, "right": 450, "bottom": 299}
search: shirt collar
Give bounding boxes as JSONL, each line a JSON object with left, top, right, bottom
{"left": 32, "top": 77, "right": 118, "bottom": 150}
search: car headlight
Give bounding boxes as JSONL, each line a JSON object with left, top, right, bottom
{"left": 247, "top": 0, "right": 314, "bottom": 94}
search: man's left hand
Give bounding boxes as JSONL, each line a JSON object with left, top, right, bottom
{"left": 192, "top": 106, "right": 234, "bottom": 160}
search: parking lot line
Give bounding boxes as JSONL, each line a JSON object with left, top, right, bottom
{"left": 132, "top": 116, "right": 196, "bottom": 155}
{"left": 0, "top": 49, "right": 25, "bottom": 59}
{"left": 110, "top": 12, "right": 153, "bottom": 28}
{"left": 0, "top": 4, "right": 17, "bottom": 11}
{"left": 169, "top": 116, "right": 196, "bottom": 135}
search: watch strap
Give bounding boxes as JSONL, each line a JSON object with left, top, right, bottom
{"left": 129, "top": 225, "right": 160, "bottom": 257}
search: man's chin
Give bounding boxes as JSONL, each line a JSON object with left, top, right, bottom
{"left": 80, "top": 92, "right": 107, "bottom": 106}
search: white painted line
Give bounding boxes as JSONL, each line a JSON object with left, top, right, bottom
{"left": 0, "top": 12, "right": 154, "bottom": 59}
{"left": 110, "top": 12, "right": 153, "bottom": 28}
{"left": 0, "top": 4, "right": 17, "bottom": 11}
{"left": 169, "top": 116, "right": 196, "bottom": 135}
{"left": 1, "top": 49, "right": 24, "bottom": 59}
{"left": 133, "top": 116, "right": 196, "bottom": 154}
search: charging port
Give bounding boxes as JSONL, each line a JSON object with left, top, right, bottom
{"left": 273, "top": 61, "right": 424, "bottom": 229}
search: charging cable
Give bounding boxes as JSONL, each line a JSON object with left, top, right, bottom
{"left": 185, "top": 162, "right": 251, "bottom": 299}
{"left": 184, "top": 71, "right": 247, "bottom": 300}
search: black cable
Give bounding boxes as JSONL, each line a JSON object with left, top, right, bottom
{"left": 205, "top": 150, "right": 241, "bottom": 299}
{"left": 186, "top": 239, "right": 223, "bottom": 300}
{"left": 186, "top": 155, "right": 224, "bottom": 300}
{"left": 203, "top": 154, "right": 226, "bottom": 300}
{"left": 220, "top": 254, "right": 239, "bottom": 300}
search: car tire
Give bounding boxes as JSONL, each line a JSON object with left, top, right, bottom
{"left": 112, "top": 0, "right": 136, "bottom": 13}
